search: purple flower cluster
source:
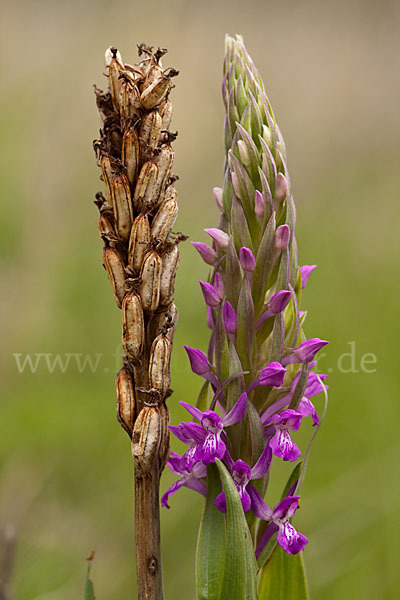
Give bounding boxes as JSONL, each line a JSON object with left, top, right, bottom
{"left": 163, "top": 34, "right": 329, "bottom": 560}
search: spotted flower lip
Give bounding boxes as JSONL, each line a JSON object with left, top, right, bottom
{"left": 172, "top": 393, "right": 247, "bottom": 466}
{"left": 265, "top": 409, "right": 303, "bottom": 462}
{"left": 161, "top": 451, "right": 207, "bottom": 509}
{"left": 215, "top": 444, "right": 272, "bottom": 513}
{"left": 248, "top": 487, "right": 308, "bottom": 555}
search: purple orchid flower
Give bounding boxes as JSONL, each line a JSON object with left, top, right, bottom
{"left": 246, "top": 361, "right": 286, "bottom": 394}
{"left": 161, "top": 451, "right": 207, "bottom": 508}
{"left": 184, "top": 346, "right": 219, "bottom": 388}
{"left": 261, "top": 367, "right": 328, "bottom": 426}
{"left": 248, "top": 486, "right": 308, "bottom": 555}
{"left": 199, "top": 280, "right": 222, "bottom": 308}
{"left": 192, "top": 241, "right": 217, "bottom": 265}
{"left": 214, "top": 444, "right": 272, "bottom": 513}
{"left": 265, "top": 409, "right": 303, "bottom": 462}
{"left": 256, "top": 290, "right": 292, "bottom": 329}
{"left": 171, "top": 393, "right": 248, "bottom": 466}
{"left": 282, "top": 338, "right": 329, "bottom": 366}
{"left": 300, "top": 265, "right": 317, "bottom": 289}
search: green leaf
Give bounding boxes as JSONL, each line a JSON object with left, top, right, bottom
{"left": 216, "top": 460, "right": 258, "bottom": 600}
{"left": 84, "top": 553, "right": 96, "bottom": 600}
{"left": 258, "top": 546, "right": 308, "bottom": 600}
{"left": 196, "top": 464, "right": 226, "bottom": 600}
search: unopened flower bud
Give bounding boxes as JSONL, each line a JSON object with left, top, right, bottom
{"left": 268, "top": 290, "right": 292, "bottom": 315}
{"left": 275, "top": 224, "right": 290, "bottom": 250}
{"left": 275, "top": 173, "right": 288, "bottom": 203}
{"left": 213, "top": 187, "right": 224, "bottom": 212}
{"left": 204, "top": 228, "right": 230, "bottom": 250}
{"left": 191, "top": 242, "right": 217, "bottom": 266}
{"left": 199, "top": 281, "right": 221, "bottom": 308}
{"left": 213, "top": 273, "right": 225, "bottom": 299}
{"left": 237, "top": 140, "right": 250, "bottom": 166}
{"left": 223, "top": 300, "right": 237, "bottom": 334}
{"left": 184, "top": 346, "right": 211, "bottom": 376}
{"left": 231, "top": 171, "right": 241, "bottom": 198}
{"left": 282, "top": 338, "right": 329, "bottom": 366}
{"left": 239, "top": 247, "right": 256, "bottom": 272}
{"left": 255, "top": 190, "right": 265, "bottom": 218}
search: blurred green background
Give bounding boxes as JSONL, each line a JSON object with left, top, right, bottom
{"left": 1, "top": 0, "right": 399, "bottom": 598}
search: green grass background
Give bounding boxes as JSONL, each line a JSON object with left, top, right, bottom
{"left": 1, "top": 0, "right": 399, "bottom": 598}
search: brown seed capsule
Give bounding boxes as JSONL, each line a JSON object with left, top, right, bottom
{"left": 107, "top": 50, "right": 125, "bottom": 111}
{"left": 111, "top": 173, "right": 133, "bottom": 240}
{"left": 128, "top": 214, "right": 151, "bottom": 273}
{"left": 122, "top": 292, "right": 145, "bottom": 361}
{"left": 151, "top": 196, "right": 178, "bottom": 243}
{"left": 131, "top": 406, "right": 161, "bottom": 472}
{"left": 122, "top": 127, "right": 139, "bottom": 187}
{"left": 116, "top": 367, "right": 136, "bottom": 436}
{"left": 139, "top": 111, "right": 162, "bottom": 159}
{"left": 158, "top": 402, "right": 170, "bottom": 472}
{"left": 133, "top": 161, "right": 159, "bottom": 212}
{"left": 140, "top": 74, "right": 171, "bottom": 110}
{"left": 152, "top": 302, "right": 179, "bottom": 343}
{"left": 100, "top": 155, "right": 115, "bottom": 205}
{"left": 103, "top": 247, "right": 126, "bottom": 308}
{"left": 139, "top": 250, "right": 162, "bottom": 313}
{"left": 149, "top": 334, "right": 172, "bottom": 396}
{"left": 153, "top": 144, "right": 174, "bottom": 200}
{"left": 104, "top": 46, "right": 124, "bottom": 70}
{"left": 119, "top": 78, "right": 141, "bottom": 126}
{"left": 159, "top": 99, "right": 173, "bottom": 130}
{"left": 144, "top": 63, "right": 163, "bottom": 88}
{"left": 159, "top": 245, "right": 180, "bottom": 306}
{"left": 98, "top": 213, "right": 116, "bottom": 245}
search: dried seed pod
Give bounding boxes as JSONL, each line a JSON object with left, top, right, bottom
{"left": 159, "top": 245, "right": 180, "bottom": 306}
{"left": 133, "top": 161, "right": 159, "bottom": 212}
{"left": 119, "top": 78, "right": 141, "bottom": 126}
{"left": 159, "top": 99, "right": 173, "bottom": 130}
{"left": 103, "top": 247, "right": 126, "bottom": 308}
{"left": 100, "top": 155, "right": 115, "bottom": 205}
{"left": 131, "top": 406, "right": 161, "bottom": 472}
{"left": 98, "top": 213, "right": 116, "bottom": 245}
{"left": 150, "top": 302, "right": 178, "bottom": 342}
{"left": 158, "top": 402, "right": 170, "bottom": 472}
{"left": 139, "top": 250, "right": 162, "bottom": 312}
{"left": 122, "top": 292, "right": 145, "bottom": 360}
{"left": 149, "top": 334, "right": 171, "bottom": 396}
{"left": 144, "top": 63, "right": 163, "bottom": 88}
{"left": 111, "top": 173, "right": 133, "bottom": 240}
{"left": 128, "top": 214, "right": 151, "bottom": 273}
{"left": 153, "top": 144, "right": 174, "bottom": 199}
{"left": 104, "top": 46, "right": 124, "bottom": 70}
{"left": 116, "top": 367, "right": 136, "bottom": 436}
{"left": 151, "top": 196, "right": 178, "bottom": 243}
{"left": 140, "top": 73, "right": 171, "bottom": 110}
{"left": 107, "top": 49, "right": 125, "bottom": 111}
{"left": 122, "top": 127, "right": 139, "bottom": 187}
{"left": 139, "top": 111, "right": 162, "bottom": 159}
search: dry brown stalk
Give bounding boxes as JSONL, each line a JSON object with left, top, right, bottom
{"left": 93, "top": 43, "right": 182, "bottom": 600}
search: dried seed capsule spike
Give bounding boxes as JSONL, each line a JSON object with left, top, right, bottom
{"left": 131, "top": 406, "right": 161, "bottom": 473}
{"left": 133, "top": 161, "right": 159, "bottom": 212}
{"left": 128, "top": 214, "right": 151, "bottom": 273}
{"left": 151, "top": 196, "right": 178, "bottom": 244}
{"left": 122, "top": 127, "right": 140, "bottom": 187}
{"left": 159, "top": 244, "right": 180, "bottom": 306}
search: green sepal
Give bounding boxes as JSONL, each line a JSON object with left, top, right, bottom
{"left": 84, "top": 554, "right": 96, "bottom": 600}
{"left": 196, "top": 464, "right": 227, "bottom": 600}
{"left": 236, "top": 76, "right": 248, "bottom": 117}
{"left": 269, "top": 313, "right": 283, "bottom": 362}
{"left": 216, "top": 460, "right": 258, "bottom": 600}
{"left": 252, "top": 213, "right": 276, "bottom": 316}
{"left": 231, "top": 196, "right": 254, "bottom": 253}
{"left": 257, "top": 546, "right": 308, "bottom": 600}
{"left": 236, "top": 276, "right": 256, "bottom": 378}
{"left": 214, "top": 308, "right": 230, "bottom": 391}
{"left": 225, "top": 241, "right": 241, "bottom": 307}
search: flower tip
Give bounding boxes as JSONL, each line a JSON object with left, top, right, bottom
{"left": 300, "top": 264, "right": 317, "bottom": 289}
{"left": 275, "top": 224, "right": 291, "bottom": 250}
{"left": 191, "top": 241, "right": 217, "bottom": 265}
{"left": 255, "top": 190, "right": 265, "bottom": 218}
{"left": 204, "top": 227, "right": 230, "bottom": 250}
{"left": 213, "top": 187, "right": 224, "bottom": 212}
{"left": 239, "top": 246, "right": 256, "bottom": 272}
{"left": 184, "top": 346, "right": 210, "bottom": 375}
{"left": 268, "top": 289, "right": 292, "bottom": 314}
{"left": 199, "top": 280, "right": 221, "bottom": 308}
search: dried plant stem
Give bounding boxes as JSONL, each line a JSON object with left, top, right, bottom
{"left": 93, "top": 43, "right": 182, "bottom": 599}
